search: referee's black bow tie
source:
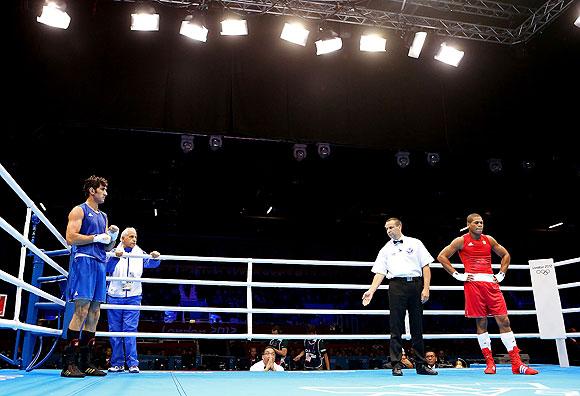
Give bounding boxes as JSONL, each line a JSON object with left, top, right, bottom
{"left": 393, "top": 239, "right": 403, "bottom": 245}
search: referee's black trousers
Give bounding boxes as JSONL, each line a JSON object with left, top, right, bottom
{"left": 388, "top": 278, "right": 427, "bottom": 368}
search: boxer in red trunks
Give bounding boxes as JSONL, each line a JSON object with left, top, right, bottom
{"left": 437, "top": 213, "right": 538, "bottom": 375}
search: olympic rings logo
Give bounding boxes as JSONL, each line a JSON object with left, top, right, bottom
{"left": 535, "top": 269, "right": 550, "bottom": 275}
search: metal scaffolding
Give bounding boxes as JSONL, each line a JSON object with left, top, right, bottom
{"left": 150, "top": 0, "right": 576, "bottom": 44}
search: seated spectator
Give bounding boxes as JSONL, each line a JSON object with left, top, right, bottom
{"left": 250, "top": 346, "right": 284, "bottom": 372}
{"left": 425, "top": 350, "right": 438, "bottom": 369}
{"left": 401, "top": 349, "right": 414, "bottom": 369}
{"left": 437, "top": 349, "right": 453, "bottom": 368}
{"left": 454, "top": 358, "right": 467, "bottom": 368}
{"left": 238, "top": 346, "right": 260, "bottom": 370}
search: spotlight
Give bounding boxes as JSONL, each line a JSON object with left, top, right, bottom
{"left": 426, "top": 152, "right": 440, "bottom": 167}
{"left": 408, "top": 32, "right": 427, "bottom": 59}
{"left": 221, "top": 18, "right": 248, "bottom": 36}
{"left": 488, "top": 158, "right": 503, "bottom": 173}
{"left": 180, "top": 135, "right": 194, "bottom": 153}
{"left": 395, "top": 151, "right": 410, "bottom": 168}
{"left": 317, "top": 143, "right": 331, "bottom": 159}
{"left": 281, "top": 22, "right": 310, "bottom": 46}
{"left": 315, "top": 26, "right": 342, "bottom": 55}
{"left": 360, "top": 34, "right": 386, "bottom": 52}
{"left": 131, "top": 5, "right": 159, "bottom": 31}
{"left": 521, "top": 160, "right": 535, "bottom": 170}
{"left": 209, "top": 135, "right": 223, "bottom": 151}
{"left": 434, "top": 43, "right": 464, "bottom": 67}
{"left": 293, "top": 144, "right": 307, "bottom": 161}
{"left": 180, "top": 15, "right": 208, "bottom": 42}
{"left": 575, "top": 16, "right": 580, "bottom": 28}
{"left": 37, "top": 0, "right": 71, "bottom": 29}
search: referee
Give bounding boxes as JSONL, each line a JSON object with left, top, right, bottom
{"left": 362, "top": 217, "right": 438, "bottom": 376}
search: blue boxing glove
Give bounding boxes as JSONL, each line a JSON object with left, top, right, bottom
{"left": 107, "top": 226, "right": 119, "bottom": 242}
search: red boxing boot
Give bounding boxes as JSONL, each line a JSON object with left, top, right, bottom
{"left": 481, "top": 348, "right": 496, "bottom": 374}
{"left": 509, "top": 346, "right": 539, "bottom": 375}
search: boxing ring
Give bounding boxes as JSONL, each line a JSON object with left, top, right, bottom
{"left": 1, "top": 162, "right": 579, "bottom": 396}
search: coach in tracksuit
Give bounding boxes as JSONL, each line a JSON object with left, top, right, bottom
{"left": 106, "top": 227, "right": 160, "bottom": 373}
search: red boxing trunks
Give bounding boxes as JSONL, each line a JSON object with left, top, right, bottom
{"left": 464, "top": 281, "right": 507, "bottom": 318}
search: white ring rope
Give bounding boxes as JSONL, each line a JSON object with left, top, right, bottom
{"left": 104, "top": 252, "right": 532, "bottom": 269}
{"left": 0, "top": 162, "right": 69, "bottom": 249}
{"left": 558, "top": 281, "right": 580, "bottom": 290}
{"left": 99, "top": 305, "right": 539, "bottom": 316}
{"left": 0, "top": 269, "right": 65, "bottom": 307}
{"left": 0, "top": 319, "right": 62, "bottom": 336}
{"left": 0, "top": 216, "right": 68, "bottom": 276}
{"left": 104, "top": 276, "right": 534, "bottom": 291}
{"left": 554, "top": 256, "right": 580, "bottom": 266}
{"left": 0, "top": 260, "right": 578, "bottom": 338}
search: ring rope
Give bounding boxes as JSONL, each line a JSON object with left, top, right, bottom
{"left": 0, "top": 216, "right": 68, "bottom": 276}
{"left": 104, "top": 252, "right": 532, "bottom": 270}
{"left": 0, "top": 269, "right": 65, "bottom": 306}
{"left": 0, "top": 163, "right": 68, "bottom": 249}
{"left": 554, "top": 256, "right": 580, "bottom": 266}
{"left": 105, "top": 276, "right": 534, "bottom": 291}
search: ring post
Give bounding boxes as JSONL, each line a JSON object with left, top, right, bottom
{"left": 246, "top": 260, "right": 253, "bottom": 338}
{"left": 528, "top": 258, "right": 569, "bottom": 367}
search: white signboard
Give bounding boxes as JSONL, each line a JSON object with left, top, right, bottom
{"left": 528, "top": 259, "right": 566, "bottom": 339}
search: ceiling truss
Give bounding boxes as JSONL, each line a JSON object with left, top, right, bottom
{"left": 151, "top": 0, "right": 576, "bottom": 44}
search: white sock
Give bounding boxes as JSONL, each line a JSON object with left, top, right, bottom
{"left": 500, "top": 331, "right": 517, "bottom": 352}
{"left": 477, "top": 332, "right": 491, "bottom": 350}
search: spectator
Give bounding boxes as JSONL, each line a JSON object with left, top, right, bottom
{"left": 425, "top": 350, "right": 438, "bottom": 369}
{"left": 401, "top": 349, "right": 414, "bottom": 369}
{"left": 454, "top": 358, "right": 467, "bottom": 368}
{"left": 437, "top": 349, "right": 453, "bottom": 368}
{"left": 250, "top": 346, "right": 284, "bottom": 371}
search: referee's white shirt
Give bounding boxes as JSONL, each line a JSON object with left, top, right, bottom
{"left": 371, "top": 234, "right": 434, "bottom": 279}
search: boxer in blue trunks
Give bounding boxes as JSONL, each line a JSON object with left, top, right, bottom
{"left": 61, "top": 175, "right": 118, "bottom": 378}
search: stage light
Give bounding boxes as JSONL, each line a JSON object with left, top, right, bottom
{"left": 281, "top": 22, "right": 310, "bottom": 46}
{"left": 180, "top": 135, "right": 194, "bottom": 153}
{"left": 209, "top": 135, "right": 223, "bottom": 151}
{"left": 315, "top": 26, "right": 342, "bottom": 55}
{"left": 221, "top": 19, "right": 248, "bottom": 36}
{"left": 548, "top": 222, "right": 564, "bottom": 229}
{"left": 426, "top": 152, "right": 440, "bottom": 166}
{"left": 488, "top": 158, "right": 503, "bottom": 173}
{"left": 434, "top": 43, "right": 464, "bottom": 67}
{"left": 521, "top": 160, "right": 535, "bottom": 170}
{"left": 180, "top": 15, "right": 208, "bottom": 42}
{"left": 317, "top": 143, "right": 331, "bottom": 159}
{"left": 131, "top": 5, "right": 159, "bottom": 31}
{"left": 360, "top": 34, "right": 386, "bottom": 52}
{"left": 395, "top": 151, "right": 410, "bottom": 168}
{"left": 293, "top": 144, "right": 307, "bottom": 161}
{"left": 575, "top": 16, "right": 580, "bottom": 28}
{"left": 37, "top": 1, "right": 71, "bottom": 29}
{"left": 408, "top": 32, "right": 427, "bottom": 58}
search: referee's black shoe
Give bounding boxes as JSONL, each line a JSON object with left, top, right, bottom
{"left": 392, "top": 367, "right": 403, "bottom": 376}
{"left": 416, "top": 364, "right": 438, "bottom": 375}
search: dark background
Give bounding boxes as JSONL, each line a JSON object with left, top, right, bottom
{"left": 1, "top": 0, "right": 579, "bottom": 364}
